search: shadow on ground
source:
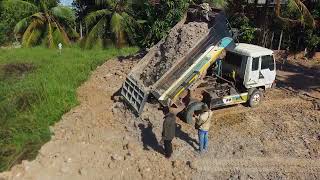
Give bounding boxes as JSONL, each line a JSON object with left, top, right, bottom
{"left": 138, "top": 123, "right": 163, "bottom": 154}
{"left": 176, "top": 124, "right": 198, "bottom": 151}
{"left": 276, "top": 62, "right": 320, "bottom": 93}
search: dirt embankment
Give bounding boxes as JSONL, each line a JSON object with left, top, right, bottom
{"left": 1, "top": 56, "right": 319, "bottom": 180}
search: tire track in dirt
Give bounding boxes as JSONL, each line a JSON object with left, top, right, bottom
{"left": 196, "top": 157, "right": 320, "bottom": 172}
{"left": 213, "top": 96, "right": 303, "bottom": 119}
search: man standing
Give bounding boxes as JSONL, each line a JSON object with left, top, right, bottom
{"left": 195, "top": 105, "right": 213, "bottom": 153}
{"left": 161, "top": 106, "right": 176, "bottom": 158}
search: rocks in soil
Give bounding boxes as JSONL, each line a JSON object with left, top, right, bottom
{"left": 112, "top": 100, "right": 164, "bottom": 139}
{"left": 313, "top": 99, "right": 320, "bottom": 110}
{"left": 60, "top": 165, "right": 70, "bottom": 174}
{"left": 123, "top": 143, "right": 129, "bottom": 150}
{"left": 172, "top": 160, "right": 183, "bottom": 168}
{"left": 78, "top": 168, "right": 87, "bottom": 176}
{"left": 140, "top": 22, "right": 209, "bottom": 87}
{"left": 111, "top": 154, "right": 123, "bottom": 161}
{"left": 186, "top": 161, "right": 197, "bottom": 171}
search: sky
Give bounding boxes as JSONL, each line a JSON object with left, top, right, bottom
{"left": 60, "top": 0, "right": 73, "bottom": 6}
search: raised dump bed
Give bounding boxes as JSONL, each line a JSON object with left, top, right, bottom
{"left": 121, "top": 8, "right": 235, "bottom": 115}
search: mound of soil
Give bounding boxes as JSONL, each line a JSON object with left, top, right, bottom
{"left": 140, "top": 22, "right": 209, "bottom": 87}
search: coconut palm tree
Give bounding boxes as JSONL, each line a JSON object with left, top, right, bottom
{"left": 84, "top": 0, "right": 141, "bottom": 48}
{"left": 13, "top": 0, "right": 78, "bottom": 48}
{"left": 276, "top": 0, "right": 315, "bottom": 28}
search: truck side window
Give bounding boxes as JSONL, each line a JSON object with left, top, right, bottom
{"left": 261, "top": 55, "right": 275, "bottom": 71}
{"left": 252, "top": 57, "right": 259, "bottom": 71}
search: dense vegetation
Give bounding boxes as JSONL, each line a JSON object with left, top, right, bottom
{"left": 14, "top": 0, "right": 78, "bottom": 47}
{"left": 0, "top": 0, "right": 319, "bottom": 172}
{"left": 1, "top": 0, "right": 319, "bottom": 52}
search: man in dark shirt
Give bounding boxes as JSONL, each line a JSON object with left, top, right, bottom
{"left": 161, "top": 106, "right": 176, "bottom": 158}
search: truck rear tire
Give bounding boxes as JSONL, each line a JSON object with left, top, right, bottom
{"left": 249, "top": 89, "right": 263, "bottom": 107}
{"left": 184, "top": 102, "right": 206, "bottom": 124}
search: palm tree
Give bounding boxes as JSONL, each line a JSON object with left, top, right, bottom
{"left": 84, "top": 0, "right": 141, "bottom": 48}
{"left": 13, "top": 0, "right": 78, "bottom": 48}
{"left": 275, "top": 0, "right": 315, "bottom": 28}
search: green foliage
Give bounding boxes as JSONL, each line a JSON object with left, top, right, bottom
{"left": 132, "top": 0, "right": 190, "bottom": 47}
{"left": 312, "top": 2, "right": 320, "bottom": 18}
{"left": 230, "top": 15, "right": 256, "bottom": 43}
{"left": 51, "top": 6, "right": 76, "bottom": 25}
{"left": 0, "top": 0, "right": 35, "bottom": 45}
{"left": 12, "top": 0, "right": 78, "bottom": 48}
{"left": 281, "top": 0, "right": 306, "bottom": 24}
{"left": 306, "top": 29, "right": 320, "bottom": 55}
{"left": 226, "top": 0, "right": 258, "bottom": 44}
{"left": 84, "top": 0, "right": 140, "bottom": 48}
{"left": 0, "top": 46, "right": 138, "bottom": 172}
{"left": 275, "top": 1, "right": 319, "bottom": 52}
{"left": 276, "top": 0, "right": 315, "bottom": 28}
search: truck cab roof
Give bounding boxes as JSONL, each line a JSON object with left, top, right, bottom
{"left": 230, "top": 43, "right": 274, "bottom": 57}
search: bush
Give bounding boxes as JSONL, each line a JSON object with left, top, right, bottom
{"left": 130, "top": 0, "right": 190, "bottom": 47}
{"left": 0, "top": 1, "right": 33, "bottom": 45}
{"left": 306, "top": 29, "right": 320, "bottom": 56}
{"left": 229, "top": 14, "right": 256, "bottom": 43}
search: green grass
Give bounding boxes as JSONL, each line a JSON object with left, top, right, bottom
{"left": 0, "top": 46, "right": 138, "bottom": 171}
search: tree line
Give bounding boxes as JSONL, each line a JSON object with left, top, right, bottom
{"left": 0, "top": 0, "right": 319, "bottom": 54}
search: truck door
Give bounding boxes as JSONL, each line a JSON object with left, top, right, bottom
{"left": 259, "top": 55, "right": 276, "bottom": 87}
{"left": 246, "top": 56, "right": 261, "bottom": 87}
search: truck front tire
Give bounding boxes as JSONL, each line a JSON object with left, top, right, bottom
{"left": 249, "top": 89, "right": 263, "bottom": 107}
{"left": 184, "top": 101, "right": 206, "bottom": 124}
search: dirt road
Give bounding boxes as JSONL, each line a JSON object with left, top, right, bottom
{"left": 0, "top": 58, "right": 319, "bottom": 180}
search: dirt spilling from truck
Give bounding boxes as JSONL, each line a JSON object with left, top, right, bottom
{"left": 140, "top": 22, "right": 209, "bottom": 86}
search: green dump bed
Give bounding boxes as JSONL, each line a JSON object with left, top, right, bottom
{"left": 121, "top": 13, "right": 235, "bottom": 115}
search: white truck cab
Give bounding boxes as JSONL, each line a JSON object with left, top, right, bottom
{"left": 224, "top": 43, "right": 276, "bottom": 90}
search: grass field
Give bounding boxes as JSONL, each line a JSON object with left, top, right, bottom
{"left": 0, "top": 47, "right": 138, "bottom": 171}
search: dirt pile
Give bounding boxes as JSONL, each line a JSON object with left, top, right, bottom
{"left": 140, "top": 21, "right": 209, "bottom": 87}
{"left": 112, "top": 101, "right": 164, "bottom": 138}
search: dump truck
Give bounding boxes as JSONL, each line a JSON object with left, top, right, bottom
{"left": 121, "top": 8, "right": 276, "bottom": 123}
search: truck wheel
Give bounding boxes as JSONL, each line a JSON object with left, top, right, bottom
{"left": 184, "top": 102, "right": 206, "bottom": 124}
{"left": 249, "top": 90, "right": 263, "bottom": 107}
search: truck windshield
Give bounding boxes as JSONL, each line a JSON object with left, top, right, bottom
{"left": 225, "top": 52, "right": 242, "bottom": 67}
